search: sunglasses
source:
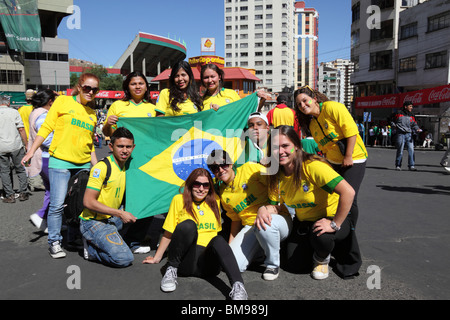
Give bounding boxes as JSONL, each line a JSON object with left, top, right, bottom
{"left": 192, "top": 181, "right": 210, "bottom": 189}
{"left": 208, "top": 163, "right": 229, "bottom": 173}
{"left": 81, "top": 85, "right": 99, "bottom": 94}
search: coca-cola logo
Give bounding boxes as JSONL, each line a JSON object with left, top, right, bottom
{"left": 381, "top": 97, "right": 397, "bottom": 106}
{"left": 403, "top": 92, "right": 423, "bottom": 105}
{"left": 429, "top": 87, "right": 450, "bottom": 102}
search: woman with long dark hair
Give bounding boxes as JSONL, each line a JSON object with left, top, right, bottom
{"left": 143, "top": 168, "right": 247, "bottom": 300}
{"left": 293, "top": 86, "right": 367, "bottom": 226}
{"left": 155, "top": 61, "right": 204, "bottom": 116}
{"left": 103, "top": 71, "right": 156, "bottom": 137}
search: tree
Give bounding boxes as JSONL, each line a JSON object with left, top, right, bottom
{"left": 70, "top": 65, "right": 123, "bottom": 91}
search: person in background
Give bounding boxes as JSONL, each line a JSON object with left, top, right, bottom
{"left": 80, "top": 127, "right": 136, "bottom": 268}
{"left": 294, "top": 85, "right": 367, "bottom": 226}
{"left": 0, "top": 95, "right": 28, "bottom": 203}
{"left": 143, "top": 168, "right": 247, "bottom": 300}
{"left": 266, "top": 95, "right": 301, "bottom": 135}
{"left": 155, "top": 61, "right": 203, "bottom": 116}
{"left": 18, "top": 89, "right": 35, "bottom": 140}
{"left": 422, "top": 130, "right": 433, "bottom": 148}
{"left": 391, "top": 101, "right": 421, "bottom": 171}
{"left": 267, "top": 125, "right": 361, "bottom": 279}
{"left": 22, "top": 73, "right": 99, "bottom": 259}
{"left": 28, "top": 89, "right": 58, "bottom": 231}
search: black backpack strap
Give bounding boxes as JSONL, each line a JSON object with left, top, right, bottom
{"left": 99, "top": 157, "right": 112, "bottom": 187}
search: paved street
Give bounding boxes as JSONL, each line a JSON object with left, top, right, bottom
{"left": 1, "top": 146, "right": 449, "bottom": 304}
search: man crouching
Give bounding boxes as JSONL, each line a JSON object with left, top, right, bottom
{"left": 80, "top": 127, "right": 137, "bottom": 267}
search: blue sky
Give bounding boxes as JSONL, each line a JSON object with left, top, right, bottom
{"left": 57, "top": 0, "right": 351, "bottom": 67}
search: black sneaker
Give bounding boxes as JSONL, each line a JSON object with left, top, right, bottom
{"left": 263, "top": 267, "right": 279, "bottom": 281}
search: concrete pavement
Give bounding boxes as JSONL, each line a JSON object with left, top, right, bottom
{"left": 1, "top": 146, "right": 449, "bottom": 304}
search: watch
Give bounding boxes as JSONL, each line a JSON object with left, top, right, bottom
{"left": 330, "top": 220, "right": 340, "bottom": 231}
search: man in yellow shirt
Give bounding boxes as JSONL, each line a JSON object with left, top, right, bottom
{"left": 79, "top": 127, "right": 137, "bottom": 267}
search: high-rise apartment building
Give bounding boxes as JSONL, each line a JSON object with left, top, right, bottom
{"left": 294, "top": 1, "right": 319, "bottom": 89}
{"left": 224, "top": 0, "right": 297, "bottom": 93}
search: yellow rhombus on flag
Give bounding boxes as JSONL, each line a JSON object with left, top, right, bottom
{"left": 117, "top": 93, "right": 258, "bottom": 219}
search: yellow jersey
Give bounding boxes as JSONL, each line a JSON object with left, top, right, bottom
{"left": 106, "top": 99, "right": 156, "bottom": 131}
{"left": 309, "top": 101, "right": 367, "bottom": 164}
{"left": 37, "top": 95, "right": 97, "bottom": 165}
{"left": 269, "top": 160, "right": 343, "bottom": 222}
{"left": 217, "top": 162, "right": 268, "bottom": 226}
{"left": 163, "top": 194, "right": 222, "bottom": 247}
{"left": 18, "top": 104, "right": 33, "bottom": 138}
{"left": 202, "top": 88, "right": 240, "bottom": 109}
{"left": 80, "top": 155, "right": 126, "bottom": 221}
{"left": 155, "top": 88, "right": 201, "bottom": 116}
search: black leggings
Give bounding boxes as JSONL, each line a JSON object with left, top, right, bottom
{"left": 284, "top": 217, "right": 352, "bottom": 273}
{"left": 167, "top": 220, "right": 243, "bottom": 285}
{"left": 332, "top": 161, "right": 366, "bottom": 226}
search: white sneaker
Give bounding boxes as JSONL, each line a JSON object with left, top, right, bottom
{"left": 30, "top": 213, "right": 46, "bottom": 230}
{"left": 82, "top": 237, "right": 95, "bottom": 261}
{"left": 229, "top": 281, "right": 248, "bottom": 300}
{"left": 161, "top": 266, "right": 178, "bottom": 292}
{"left": 130, "top": 242, "right": 151, "bottom": 254}
{"left": 49, "top": 241, "right": 66, "bottom": 259}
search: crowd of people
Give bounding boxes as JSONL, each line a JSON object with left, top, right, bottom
{"left": 1, "top": 64, "right": 374, "bottom": 300}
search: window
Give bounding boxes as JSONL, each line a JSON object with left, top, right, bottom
{"left": 255, "top": 14, "right": 263, "bottom": 20}
{"left": 370, "top": 19, "right": 393, "bottom": 41}
{"left": 370, "top": 50, "right": 392, "bottom": 70}
{"left": 425, "top": 51, "right": 447, "bottom": 69}
{"left": 428, "top": 12, "right": 450, "bottom": 32}
{"left": 399, "top": 56, "right": 417, "bottom": 72}
{"left": 371, "top": 0, "right": 394, "bottom": 10}
{"left": 240, "top": 6, "right": 248, "bottom": 11}
{"left": 266, "top": 14, "right": 272, "bottom": 19}
{"left": 400, "top": 22, "right": 417, "bottom": 40}
{"left": 351, "top": 30, "right": 360, "bottom": 47}
{"left": 0, "top": 70, "right": 22, "bottom": 84}
{"left": 352, "top": 2, "right": 360, "bottom": 22}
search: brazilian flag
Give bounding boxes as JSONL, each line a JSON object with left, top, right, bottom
{"left": 118, "top": 93, "right": 258, "bottom": 219}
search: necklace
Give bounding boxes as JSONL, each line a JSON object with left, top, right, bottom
{"left": 194, "top": 200, "right": 205, "bottom": 215}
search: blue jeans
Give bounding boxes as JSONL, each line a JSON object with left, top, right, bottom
{"left": 230, "top": 214, "right": 292, "bottom": 271}
{"left": 395, "top": 132, "right": 415, "bottom": 168}
{"left": 47, "top": 167, "right": 81, "bottom": 245}
{"left": 80, "top": 216, "right": 134, "bottom": 268}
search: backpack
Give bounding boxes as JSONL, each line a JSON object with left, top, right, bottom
{"left": 63, "top": 157, "right": 111, "bottom": 227}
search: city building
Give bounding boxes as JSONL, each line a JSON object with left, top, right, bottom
{"left": 294, "top": 1, "right": 319, "bottom": 89}
{"left": 318, "top": 59, "right": 355, "bottom": 109}
{"left": 352, "top": 0, "right": 450, "bottom": 139}
{"left": 0, "top": 0, "right": 73, "bottom": 107}
{"left": 224, "top": 0, "right": 297, "bottom": 93}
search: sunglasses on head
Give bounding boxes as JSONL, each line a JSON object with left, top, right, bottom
{"left": 208, "top": 163, "right": 229, "bottom": 173}
{"left": 81, "top": 85, "right": 99, "bottom": 94}
{"left": 192, "top": 181, "right": 210, "bottom": 189}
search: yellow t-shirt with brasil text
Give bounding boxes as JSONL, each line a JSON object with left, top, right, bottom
{"left": 80, "top": 155, "right": 126, "bottom": 221}
{"left": 37, "top": 95, "right": 97, "bottom": 164}
{"left": 202, "top": 88, "right": 241, "bottom": 109}
{"left": 269, "top": 160, "right": 343, "bottom": 222}
{"left": 155, "top": 88, "right": 202, "bottom": 116}
{"left": 163, "top": 194, "right": 222, "bottom": 247}
{"left": 106, "top": 99, "right": 156, "bottom": 131}
{"left": 217, "top": 162, "right": 268, "bottom": 226}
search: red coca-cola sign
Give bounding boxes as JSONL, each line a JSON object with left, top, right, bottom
{"left": 356, "top": 84, "right": 450, "bottom": 109}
